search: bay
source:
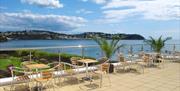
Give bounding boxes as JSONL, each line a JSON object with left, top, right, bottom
{"left": 0, "top": 40, "right": 179, "bottom": 59}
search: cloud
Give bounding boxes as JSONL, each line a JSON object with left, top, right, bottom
{"left": 21, "top": 0, "right": 63, "bottom": 8}
{"left": 101, "top": 0, "right": 180, "bottom": 23}
{"left": 21, "top": 9, "right": 32, "bottom": 13}
{"left": 92, "top": 0, "right": 107, "bottom": 4}
{"left": 76, "top": 9, "right": 93, "bottom": 14}
{"left": 142, "top": 29, "right": 180, "bottom": 39}
{"left": 0, "top": 12, "right": 87, "bottom": 31}
{"left": 81, "top": 0, "right": 107, "bottom": 4}
{"left": 102, "top": 9, "right": 140, "bottom": 23}
{"left": 0, "top": 6, "right": 7, "bottom": 10}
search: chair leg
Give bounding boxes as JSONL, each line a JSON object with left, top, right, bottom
{"left": 162, "top": 61, "right": 165, "bottom": 69}
{"left": 10, "top": 81, "right": 15, "bottom": 91}
{"left": 99, "top": 74, "right": 103, "bottom": 88}
{"left": 123, "top": 66, "right": 126, "bottom": 72}
{"left": 58, "top": 77, "right": 62, "bottom": 87}
{"left": 38, "top": 82, "right": 43, "bottom": 91}
{"left": 51, "top": 81, "right": 55, "bottom": 91}
{"left": 39, "top": 82, "right": 42, "bottom": 91}
{"left": 114, "top": 67, "right": 117, "bottom": 73}
{"left": 10, "top": 85, "right": 13, "bottom": 91}
{"left": 139, "top": 65, "right": 144, "bottom": 74}
{"left": 27, "top": 82, "right": 31, "bottom": 91}
{"left": 77, "top": 77, "right": 80, "bottom": 85}
{"left": 143, "top": 65, "right": 145, "bottom": 74}
{"left": 107, "top": 74, "right": 111, "bottom": 87}
{"left": 37, "top": 82, "right": 40, "bottom": 91}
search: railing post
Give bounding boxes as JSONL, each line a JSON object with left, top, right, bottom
{"left": 58, "top": 49, "right": 61, "bottom": 63}
{"left": 173, "top": 44, "right": 176, "bottom": 52}
{"left": 129, "top": 45, "right": 133, "bottom": 55}
{"left": 118, "top": 46, "right": 120, "bottom": 54}
{"left": 29, "top": 50, "right": 31, "bottom": 62}
{"left": 150, "top": 45, "right": 153, "bottom": 52}
{"left": 141, "top": 44, "right": 144, "bottom": 52}
{"left": 82, "top": 47, "right": 85, "bottom": 59}
{"left": 101, "top": 48, "right": 104, "bottom": 57}
{"left": 78, "top": 45, "right": 84, "bottom": 59}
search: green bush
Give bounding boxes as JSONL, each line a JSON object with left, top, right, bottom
{"left": 34, "top": 50, "right": 49, "bottom": 58}
{"left": 13, "top": 50, "right": 95, "bottom": 63}
{"left": 0, "top": 54, "right": 9, "bottom": 59}
{"left": 15, "top": 50, "right": 36, "bottom": 57}
{"left": 0, "top": 57, "right": 21, "bottom": 70}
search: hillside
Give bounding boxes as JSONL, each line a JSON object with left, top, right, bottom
{"left": 0, "top": 30, "right": 145, "bottom": 42}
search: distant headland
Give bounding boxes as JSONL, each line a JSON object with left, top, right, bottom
{"left": 0, "top": 30, "right": 145, "bottom": 42}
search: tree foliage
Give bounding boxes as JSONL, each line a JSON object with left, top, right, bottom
{"left": 146, "top": 36, "right": 171, "bottom": 53}
{"left": 93, "top": 37, "right": 123, "bottom": 59}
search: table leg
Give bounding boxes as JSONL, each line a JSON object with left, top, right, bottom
{"left": 35, "top": 69, "right": 39, "bottom": 78}
{"left": 86, "top": 63, "right": 88, "bottom": 77}
{"left": 82, "top": 63, "right": 91, "bottom": 81}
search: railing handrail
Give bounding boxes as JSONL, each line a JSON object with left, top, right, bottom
{"left": 0, "top": 43, "right": 180, "bottom": 51}
{"left": 119, "top": 43, "right": 180, "bottom": 45}
{"left": 0, "top": 45, "right": 99, "bottom": 51}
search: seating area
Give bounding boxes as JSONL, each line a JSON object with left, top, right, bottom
{"left": 0, "top": 52, "right": 179, "bottom": 91}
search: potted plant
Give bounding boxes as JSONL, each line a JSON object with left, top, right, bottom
{"left": 146, "top": 36, "right": 171, "bottom": 62}
{"left": 93, "top": 37, "right": 123, "bottom": 72}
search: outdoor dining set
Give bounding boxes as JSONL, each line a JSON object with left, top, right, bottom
{"left": 3, "top": 52, "right": 168, "bottom": 91}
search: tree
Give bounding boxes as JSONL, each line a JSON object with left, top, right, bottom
{"left": 146, "top": 36, "right": 171, "bottom": 53}
{"left": 93, "top": 37, "right": 123, "bottom": 59}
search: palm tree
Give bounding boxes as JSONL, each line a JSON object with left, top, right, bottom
{"left": 146, "top": 36, "right": 171, "bottom": 62}
{"left": 93, "top": 37, "right": 123, "bottom": 59}
{"left": 146, "top": 36, "right": 171, "bottom": 53}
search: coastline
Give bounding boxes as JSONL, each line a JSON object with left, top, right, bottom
{"left": 0, "top": 30, "right": 145, "bottom": 42}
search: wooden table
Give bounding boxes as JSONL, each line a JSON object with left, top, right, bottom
{"left": 77, "top": 59, "right": 97, "bottom": 77}
{"left": 25, "top": 63, "right": 50, "bottom": 71}
{"left": 24, "top": 63, "right": 50, "bottom": 90}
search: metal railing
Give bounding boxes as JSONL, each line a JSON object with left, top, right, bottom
{"left": 0, "top": 44, "right": 179, "bottom": 59}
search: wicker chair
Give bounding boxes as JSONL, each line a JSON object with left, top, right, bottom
{"left": 35, "top": 69, "right": 55, "bottom": 91}
{"left": 89, "top": 59, "right": 111, "bottom": 88}
{"left": 114, "top": 53, "right": 133, "bottom": 73}
{"left": 139, "top": 54, "right": 152, "bottom": 65}
{"left": 97, "top": 57, "right": 108, "bottom": 64}
{"left": 47, "top": 62, "right": 63, "bottom": 86}
{"left": 3, "top": 67, "right": 33, "bottom": 91}
{"left": 137, "top": 54, "right": 153, "bottom": 73}
{"left": 61, "top": 62, "right": 82, "bottom": 85}
{"left": 70, "top": 57, "right": 84, "bottom": 68}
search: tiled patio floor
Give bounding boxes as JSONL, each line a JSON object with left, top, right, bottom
{"left": 1, "top": 61, "right": 180, "bottom": 91}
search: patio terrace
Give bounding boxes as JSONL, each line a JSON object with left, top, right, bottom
{"left": 0, "top": 44, "right": 179, "bottom": 91}
{"left": 0, "top": 60, "right": 179, "bottom": 91}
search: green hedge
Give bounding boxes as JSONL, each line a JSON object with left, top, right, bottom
{"left": 14, "top": 50, "right": 95, "bottom": 63}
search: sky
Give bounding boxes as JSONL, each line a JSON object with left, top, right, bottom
{"left": 0, "top": 0, "right": 180, "bottom": 39}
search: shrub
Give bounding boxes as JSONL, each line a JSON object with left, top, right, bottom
{"left": 13, "top": 50, "right": 94, "bottom": 63}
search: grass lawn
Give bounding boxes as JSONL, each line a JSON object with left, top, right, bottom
{"left": 0, "top": 57, "right": 21, "bottom": 70}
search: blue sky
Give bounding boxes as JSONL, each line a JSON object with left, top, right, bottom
{"left": 0, "top": 0, "right": 179, "bottom": 39}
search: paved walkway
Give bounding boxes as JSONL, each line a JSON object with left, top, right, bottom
{"left": 0, "top": 61, "right": 180, "bottom": 91}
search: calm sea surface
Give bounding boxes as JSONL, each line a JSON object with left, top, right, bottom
{"left": 0, "top": 40, "right": 179, "bottom": 59}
